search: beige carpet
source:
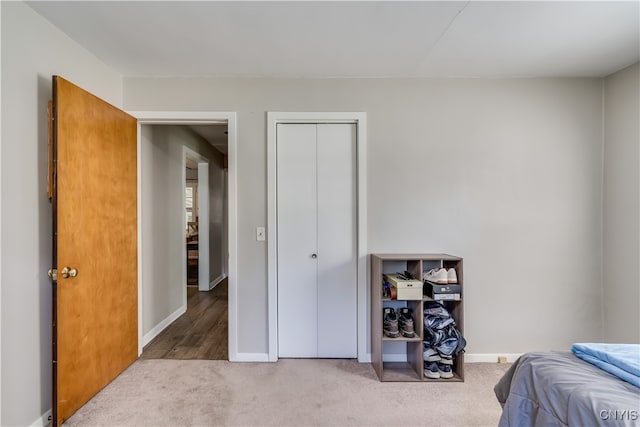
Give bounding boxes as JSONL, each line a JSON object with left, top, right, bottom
{"left": 63, "top": 359, "right": 509, "bottom": 427}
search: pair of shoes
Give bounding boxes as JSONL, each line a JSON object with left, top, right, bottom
{"left": 383, "top": 307, "right": 415, "bottom": 338}
{"left": 423, "top": 268, "right": 457, "bottom": 284}
{"left": 423, "top": 361, "right": 454, "bottom": 379}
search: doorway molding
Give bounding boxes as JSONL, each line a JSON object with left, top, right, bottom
{"left": 130, "top": 111, "right": 238, "bottom": 361}
{"left": 266, "top": 112, "right": 368, "bottom": 362}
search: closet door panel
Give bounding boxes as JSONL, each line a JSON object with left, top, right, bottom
{"left": 316, "top": 124, "right": 357, "bottom": 357}
{"left": 276, "top": 124, "right": 318, "bottom": 357}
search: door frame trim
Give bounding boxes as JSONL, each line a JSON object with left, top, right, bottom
{"left": 130, "top": 111, "right": 239, "bottom": 361}
{"left": 266, "top": 112, "right": 368, "bottom": 362}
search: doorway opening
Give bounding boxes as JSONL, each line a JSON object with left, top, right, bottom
{"left": 183, "top": 146, "right": 211, "bottom": 292}
{"left": 185, "top": 156, "right": 200, "bottom": 287}
{"left": 136, "top": 117, "right": 234, "bottom": 361}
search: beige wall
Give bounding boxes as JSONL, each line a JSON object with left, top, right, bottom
{"left": 0, "top": 2, "right": 122, "bottom": 425}
{"left": 125, "top": 76, "right": 605, "bottom": 357}
{"left": 141, "top": 125, "right": 226, "bottom": 338}
{"left": 603, "top": 62, "right": 640, "bottom": 343}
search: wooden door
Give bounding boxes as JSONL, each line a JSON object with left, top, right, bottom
{"left": 276, "top": 123, "right": 357, "bottom": 358}
{"left": 51, "top": 76, "right": 138, "bottom": 426}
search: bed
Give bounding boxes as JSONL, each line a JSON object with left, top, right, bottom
{"left": 494, "top": 347, "right": 640, "bottom": 427}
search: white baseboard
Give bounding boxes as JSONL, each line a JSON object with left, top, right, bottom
{"left": 227, "top": 353, "right": 518, "bottom": 364}
{"left": 31, "top": 409, "right": 51, "bottom": 427}
{"left": 209, "top": 273, "right": 227, "bottom": 290}
{"left": 231, "top": 352, "right": 270, "bottom": 362}
{"left": 371, "top": 353, "right": 522, "bottom": 364}
{"left": 142, "top": 304, "right": 187, "bottom": 347}
{"left": 464, "top": 353, "right": 522, "bottom": 363}
{"left": 359, "top": 353, "right": 372, "bottom": 363}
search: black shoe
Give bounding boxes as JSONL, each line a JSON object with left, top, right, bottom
{"left": 398, "top": 307, "right": 415, "bottom": 338}
{"left": 423, "top": 361, "right": 440, "bottom": 379}
{"left": 437, "top": 363, "right": 454, "bottom": 379}
{"left": 383, "top": 308, "right": 401, "bottom": 338}
{"left": 439, "top": 353, "right": 454, "bottom": 365}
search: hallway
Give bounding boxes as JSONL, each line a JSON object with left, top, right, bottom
{"left": 141, "top": 280, "right": 228, "bottom": 360}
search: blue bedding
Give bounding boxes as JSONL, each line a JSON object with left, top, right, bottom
{"left": 572, "top": 343, "right": 640, "bottom": 388}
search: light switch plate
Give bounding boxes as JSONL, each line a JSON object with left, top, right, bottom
{"left": 256, "top": 227, "right": 265, "bottom": 241}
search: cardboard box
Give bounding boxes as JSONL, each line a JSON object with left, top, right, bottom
{"left": 433, "top": 293, "right": 461, "bottom": 301}
{"left": 425, "top": 282, "right": 462, "bottom": 300}
{"left": 383, "top": 273, "right": 423, "bottom": 300}
{"left": 425, "top": 282, "right": 461, "bottom": 294}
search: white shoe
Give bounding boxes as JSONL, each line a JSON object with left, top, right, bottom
{"left": 447, "top": 268, "right": 458, "bottom": 284}
{"left": 423, "top": 347, "right": 441, "bottom": 362}
{"left": 424, "top": 268, "right": 448, "bottom": 284}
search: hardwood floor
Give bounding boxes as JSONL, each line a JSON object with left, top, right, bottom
{"left": 141, "top": 279, "right": 228, "bottom": 360}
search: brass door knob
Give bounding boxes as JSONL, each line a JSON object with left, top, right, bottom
{"left": 61, "top": 266, "right": 78, "bottom": 279}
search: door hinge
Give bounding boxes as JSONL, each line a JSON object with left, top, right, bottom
{"left": 48, "top": 268, "right": 57, "bottom": 281}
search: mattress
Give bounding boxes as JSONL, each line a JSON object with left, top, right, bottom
{"left": 494, "top": 351, "right": 640, "bottom": 427}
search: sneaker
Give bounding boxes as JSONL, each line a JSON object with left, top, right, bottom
{"left": 439, "top": 353, "right": 454, "bottom": 365}
{"left": 423, "top": 362, "right": 440, "bottom": 379}
{"left": 437, "top": 363, "right": 454, "bottom": 379}
{"left": 398, "top": 307, "right": 415, "bottom": 338}
{"left": 424, "top": 268, "right": 448, "bottom": 284}
{"left": 423, "top": 346, "right": 441, "bottom": 362}
{"left": 447, "top": 268, "right": 458, "bottom": 284}
{"left": 383, "top": 308, "right": 401, "bottom": 338}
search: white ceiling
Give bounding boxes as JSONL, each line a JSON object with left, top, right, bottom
{"left": 189, "top": 124, "right": 228, "bottom": 154}
{"left": 27, "top": 1, "right": 639, "bottom": 79}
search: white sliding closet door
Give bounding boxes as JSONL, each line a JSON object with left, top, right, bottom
{"left": 316, "top": 124, "right": 357, "bottom": 357}
{"left": 277, "top": 124, "right": 318, "bottom": 357}
{"left": 277, "top": 123, "right": 357, "bottom": 358}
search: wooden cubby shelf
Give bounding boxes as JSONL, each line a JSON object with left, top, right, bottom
{"left": 382, "top": 335, "right": 423, "bottom": 342}
{"left": 371, "top": 253, "right": 465, "bottom": 382}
